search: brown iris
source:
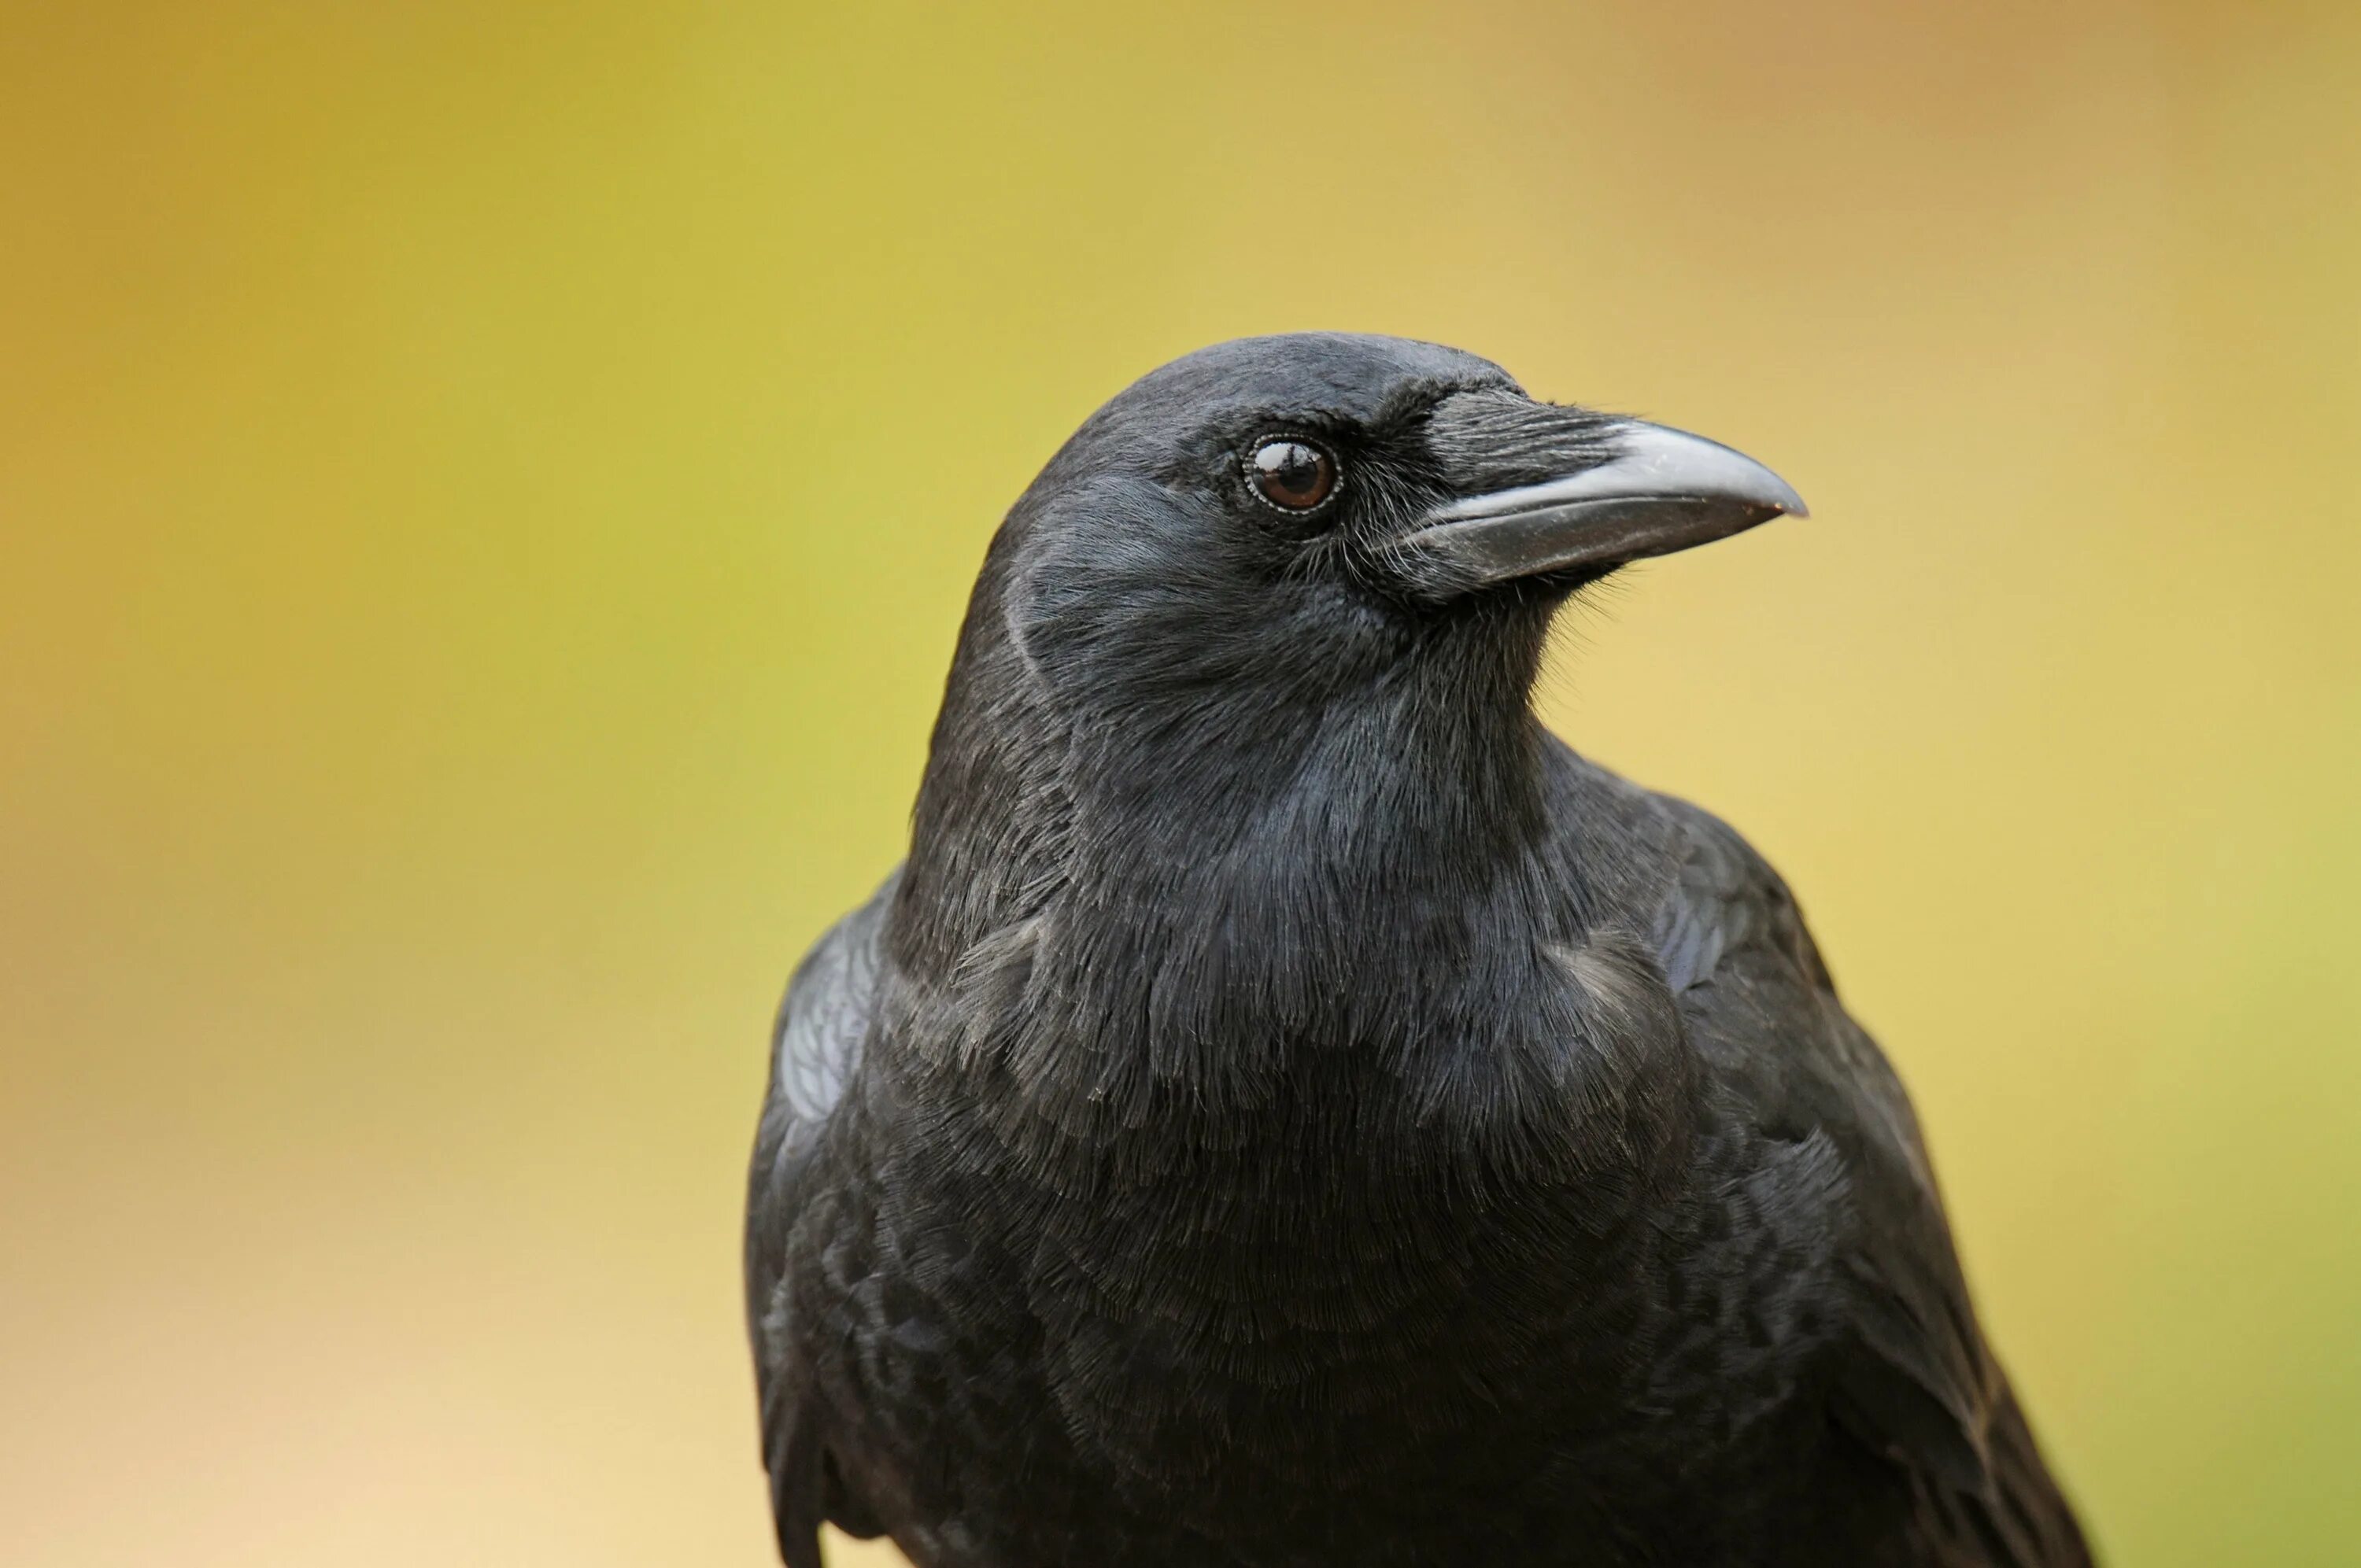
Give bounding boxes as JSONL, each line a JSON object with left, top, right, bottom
{"left": 1247, "top": 437, "right": 1338, "bottom": 512}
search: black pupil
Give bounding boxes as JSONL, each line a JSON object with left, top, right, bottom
{"left": 1251, "top": 440, "right": 1333, "bottom": 509}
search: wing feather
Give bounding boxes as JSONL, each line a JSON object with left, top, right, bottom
{"left": 1649, "top": 798, "right": 2089, "bottom": 1566}
{"left": 745, "top": 869, "right": 901, "bottom": 1568}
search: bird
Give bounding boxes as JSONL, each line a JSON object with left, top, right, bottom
{"left": 743, "top": 332, "right": 2091, "bottom": 1567}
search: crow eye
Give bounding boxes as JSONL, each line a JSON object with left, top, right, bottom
{"left": 1247, "top": 437, "right": 1339, "bottom": 512}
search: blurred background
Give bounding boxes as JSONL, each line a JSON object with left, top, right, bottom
{"left": 5, "top": 2, "right": 2357, "bottom": 1563}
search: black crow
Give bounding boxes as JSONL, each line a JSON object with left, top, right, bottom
{"left": 745, "top": 333, "right": 2089, "bottom": 1567}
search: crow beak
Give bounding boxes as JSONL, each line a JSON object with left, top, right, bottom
{"left": 1399, "top": 408, "right": 1807, "bottom": 592}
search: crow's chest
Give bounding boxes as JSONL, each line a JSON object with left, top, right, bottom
{"left": 800, "top": 1046, "right": 1683, "bottom": 1565}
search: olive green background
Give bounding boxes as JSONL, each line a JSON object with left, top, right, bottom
{"left": 5, "top": 3, "right": 2356, "bottom": 1563}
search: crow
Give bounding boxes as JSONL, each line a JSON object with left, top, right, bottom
{"left": 745, "top": 333, "right": 2090, "bottom": 1567}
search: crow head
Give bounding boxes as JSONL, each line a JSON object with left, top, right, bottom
{"left": 901, "top": 334, "right": 1803, "bottom": 971}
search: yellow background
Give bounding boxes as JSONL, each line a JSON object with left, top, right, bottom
{"left": 5, "top": 2, "right": 2356, "bottom": 1563}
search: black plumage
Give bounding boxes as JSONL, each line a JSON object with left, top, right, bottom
{"left": 745, "top": 334, "right": 2089, "bottom": 1567}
